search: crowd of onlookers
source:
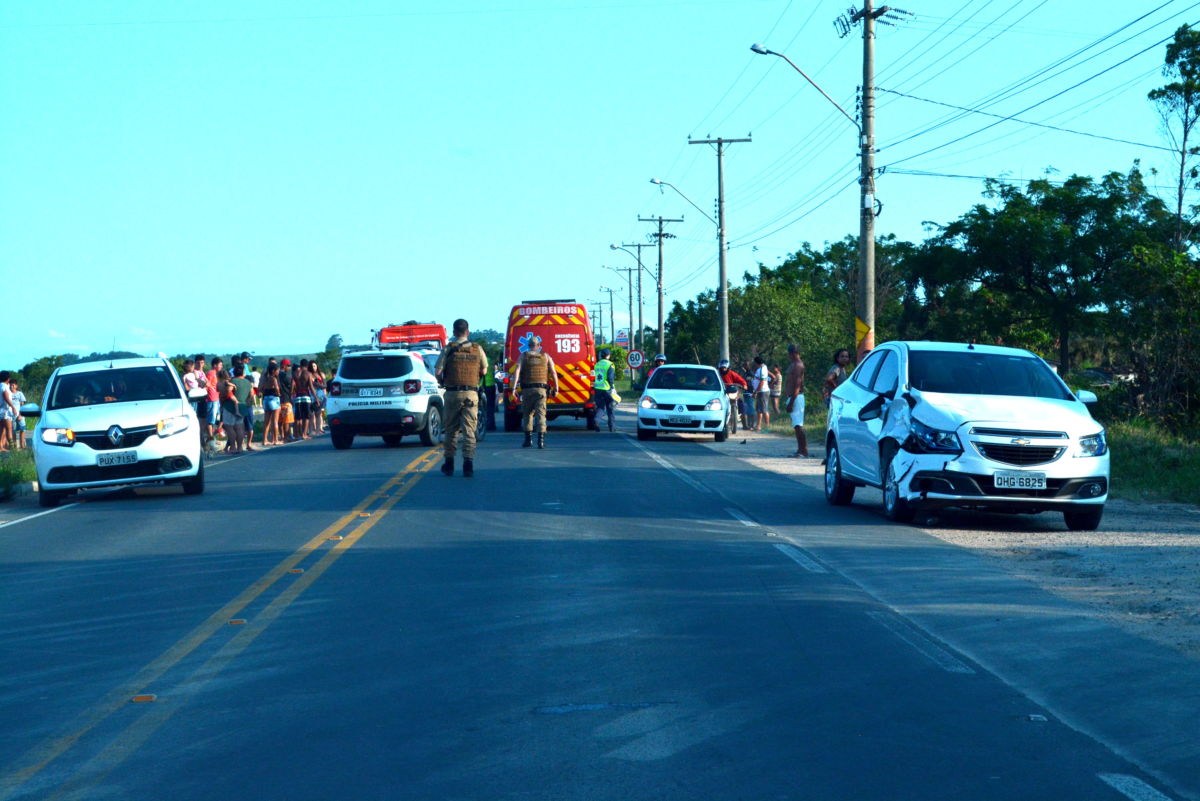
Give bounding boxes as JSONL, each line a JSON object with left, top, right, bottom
{"left": 731, "top": 348, "right": 853, "bottom": 432}
{"left": 0, "top": 371, "right": 28, "bottom": 453}
{"left": 180, "top": 354, "right": 329, "bottom": 456}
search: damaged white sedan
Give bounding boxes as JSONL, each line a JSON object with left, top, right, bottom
{"left": 824, "top": 341, "right": 1109, "bottom": 531}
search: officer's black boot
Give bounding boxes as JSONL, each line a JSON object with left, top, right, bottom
{"left": 537, "top": 433, "right": 546, "bottom": 450}
{"left": 441, "top": 457, "right": 454, "bottom": 476}
{"left": 462, "top": 459, "right": 474, "bottom": 477}
{"left": 522, "top": 432, "right": 532, "bottom": 448}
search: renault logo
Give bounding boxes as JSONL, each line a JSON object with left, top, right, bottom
{"left": 676, "top": 405, "right": 686, "bottom": 412}
{"left": 1010, "top": 437, "right": 1031, "bottom": 446}
{"left": 107, "top": 425, "right": 125, "bottom": 446}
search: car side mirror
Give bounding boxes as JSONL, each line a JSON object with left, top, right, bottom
{"left": 187, "top": 388, "right": 208, "bottom": 401}
{"left": 1076, "top": 389, "right": 1098, "bottom": 405}
{"left": 858, "top": 395, "right": 885, "bottom": 421}
{"left": 19, "top": 403, "right": 41, "bottom": 419}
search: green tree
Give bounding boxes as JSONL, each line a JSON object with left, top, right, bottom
{"left": 936, "top": 172, "right": 1153, "bottom": 372}
{"left": 1149, "top": 24, "right": 1200, "bottom": 250}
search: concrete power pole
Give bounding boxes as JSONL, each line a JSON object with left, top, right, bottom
{"left": 638, "top": 216, "right": 682, "bottom": 358}
{"left": 599, "top": 286, "right": 617, "bottom": 348}
{"left": 604, "top": 265, "right": 636, "bottom": 353}
{"left": 689, "top": 136, "right": 750, "bottom": 364}
{"left": 837, "top": 0, "right": 904, "bottom": 357}
{"left": 619, "top": 242, "right": 655, "bottom": 353}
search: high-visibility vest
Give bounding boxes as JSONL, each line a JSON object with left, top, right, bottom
{"left": 593, "top": 359, "right": 614, "bottom": 391}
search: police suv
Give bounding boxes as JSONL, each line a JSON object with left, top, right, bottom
{"left": 327, "top": 340, "right": 446, "bottom": 450}
{"left": 326, "top": 337, "right": 487, "bottom": 450}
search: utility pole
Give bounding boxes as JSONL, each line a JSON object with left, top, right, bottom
{"left": 604, "top": 265, "right": 636, "bottom": 353}
{"left": 599, "top": 286, "right": 617, "bottom": 349}
{"left": 689, "top": 136, "right": 750, "bottom": 364}
{"left": 836, "top": 1, "right": 907, "bottom": 357}
{"left": 588, "top": 301, "right": 605, "bottom": 343}
{"left": 617, "top": 242, "right": 655, "bottom": 353}
{"left": 638, "top": 216, "right": 682, "bottom": 358}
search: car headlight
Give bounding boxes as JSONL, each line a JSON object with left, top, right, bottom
{"left": 906, "top": 418, "right": 962, "bottom": 454}
{"left": 704, "top": 397, "right": 723, "bottom": 411}
{"left": 1078, "top": 431, "right": 1107, "bottom": 457}
{"left": 156, "top": 415, "right": 190, "bottom": 438}
{"left": 41, "top": 428, "right": 75, "bottom": 446}
{"left": 640, "top": 396, "right": 657, "bottom": 409}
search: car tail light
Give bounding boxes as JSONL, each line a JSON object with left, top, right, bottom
{"left": 403, "top": 380, "right": 421, "bottom": 394}
{"left": 330, "top": 381, "right": 341, "bottom": 396}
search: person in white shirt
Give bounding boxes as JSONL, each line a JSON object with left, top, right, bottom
{"left": 752, "top": 356, "right": 771, "bottom": 431}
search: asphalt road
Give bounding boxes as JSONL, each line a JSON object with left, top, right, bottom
{"left": 0, "top": 413, "right": 1194, "bottom": 801}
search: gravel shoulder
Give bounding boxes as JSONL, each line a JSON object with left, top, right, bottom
{"left": 699, "top": 425, "right": 1200, "bottom": 659}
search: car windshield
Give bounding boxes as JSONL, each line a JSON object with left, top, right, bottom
{"left": 339, "top": 355, "right": 412, "bottom": 380}
{"left": 908, "top": 351, "right": 1073, "bottom": 400}
{"left": 647, "top": 367, "right": 721, "bottom": 391}
{"left": 47, "top": 366, "right": 180, "bottom": 410}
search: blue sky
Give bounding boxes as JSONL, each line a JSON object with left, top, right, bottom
{"left": 1, "top": 0, "right": 1190, "bottom": 365}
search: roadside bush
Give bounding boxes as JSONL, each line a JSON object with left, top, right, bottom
{"left": 0, "top": 450, "right": 36, "bottom": 498}
{"left": 1107, "top": 420, "right": 1199, "bottom": 505}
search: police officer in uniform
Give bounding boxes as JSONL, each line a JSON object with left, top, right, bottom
{"left": 434, "top": 319, "right": 488, "bottom": 477}
{"left": 592, "top": 348, "right": 617, "bottom": 433}
{"left": 510, "top": 335, "right": 559, "bottom": 449}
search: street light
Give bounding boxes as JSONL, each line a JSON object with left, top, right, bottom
{"left": 610, "top": 243, "right": 654, "bottom": 352}
{"left": 650, "top": 179, "right": 715, "bottom": 224}
{"left": 603, "top": 265, "right": 636, "bottom": 356}
{"left": 751, "top": 42, "right": 876, "bottom": 355}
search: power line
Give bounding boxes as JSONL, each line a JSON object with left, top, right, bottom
{"left": 879, "top": 87, "right": 1173, "bottom": 151}
{"left": 885, "top": 18, "right": 1198, "bottom": 169}
{"left": 882, "top": 0, "right": 1190, "bottom": 151}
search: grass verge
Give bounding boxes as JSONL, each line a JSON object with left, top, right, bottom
{"left": 753, "top": 405, "right": 1197, "bottom": 508}
{"left": 1107, "top": 421, "right": 1199, "bottom": 505}
{"left": 0, "top": 448, "right": 36, "bottom": 498}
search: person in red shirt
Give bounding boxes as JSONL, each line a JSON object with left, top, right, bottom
{"left": 204, "top": 356, "right": 223, "bottom": 446}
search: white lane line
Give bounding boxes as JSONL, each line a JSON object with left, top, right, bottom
{"left": 0, "top": 503, "right": 80, "bottom": 530}
{"left": 205, "top": 453, "right": 248, "bottom": 468}
{"left": 1098, "top": 773, "right": 1177, "bottom": 801}
{"left": 625, "top": 438, "right": 708, "bottom": 495}
{"left": 865, "top": 610, "right": 976, "bottom": 675}
{"left": 725, "top": 507, "right": 758, "bottom": 527}
{"left": 773, "top": 543, "right": 828, "bottom": 574}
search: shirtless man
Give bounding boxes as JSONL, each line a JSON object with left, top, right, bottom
{"left": 784, "top": 343, "right": 808, "bottom": 458}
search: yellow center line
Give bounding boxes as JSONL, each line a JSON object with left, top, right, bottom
{"left": 0, "top": 448, "right": 438, "bottom": 800}
{"left": 47, "top": 450, "right": 441, "bottom": 801}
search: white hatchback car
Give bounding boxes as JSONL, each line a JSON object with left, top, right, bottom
{"left": 637, "top": 364, "right": 730, "bottom": 442}
{"left": 825, "top": 342, "right": 1109, "bottom": 530}
{"left": 27, "top": 357, "right": 204, "bottom": 507}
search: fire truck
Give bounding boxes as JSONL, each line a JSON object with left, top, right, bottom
{"left": 500, "top": 300, "right": 597, "bottom": 431}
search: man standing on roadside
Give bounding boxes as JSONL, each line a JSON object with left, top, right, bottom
{"left": 510, "top": 335, "right": 558, "bottom": 449}
{"left": 231, "top": 364, "right": 256, "bottom": 453}
{"left": 784, "top": 344, "right": 809, "bottom": 458}
{"left": 205, "top": 357, "right": 223, "bottom": 448}
{"left": 435, "top": 319, "right": 488, "bottom": 477}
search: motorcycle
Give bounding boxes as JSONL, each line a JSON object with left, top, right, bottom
{"left": 725, "top": 384, "right": 742, "bottom": 435}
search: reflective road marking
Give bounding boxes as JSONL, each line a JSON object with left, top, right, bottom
{"left": 0, "top": 448, "right": 438, "bottom": 801}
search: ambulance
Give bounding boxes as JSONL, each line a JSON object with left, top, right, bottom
{"left": 500, "top": 300, "right": 597, "bottom": 431}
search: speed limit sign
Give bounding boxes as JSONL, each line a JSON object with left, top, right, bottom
{"left": 626, "top": 349, "right": 645, "bottom": 369}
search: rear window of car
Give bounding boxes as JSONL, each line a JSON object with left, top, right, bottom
{"left": 338, "top": 355, "right": 412, "bottom": 380}
{"left": 47, "top": 366, "right": 181, "bottom": 410}
{"left": 908, "top": 351, "right": 1072, "bottom": 400}
{"left": 647, "top": 367, "right": 722, "bottom": 391}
